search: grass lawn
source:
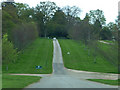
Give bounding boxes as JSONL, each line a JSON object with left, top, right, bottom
{"left": 59, "top": 39, "right": 118, "bottom": 73}
{"left": 87, "top": 79, "right": 119, "bottom": 86}
{"left": 98, "top": 41, "right": 118, "bottom": 66}
{"left": 2, "top": 74, "right": 41, "bottom": 88}
{"left": 2, "top": 38, "right": 53, "bottom": 74}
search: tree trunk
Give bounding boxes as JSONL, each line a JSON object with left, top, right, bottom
{"left": 88, "top": 49, "right": 90, "bottom": 56}
{"left": 6, "top": 65, "right": 8, "bottom": 71}
{"left": 94, "top": 56, "right": 96, "bottom": 63}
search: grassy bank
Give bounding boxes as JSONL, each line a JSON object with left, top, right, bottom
{"left": 87, "top": 79, "right": 119, "bottom": 86}
{"left": 98, "top": 41, "right": 118, "bottom": 66}
{"left": 2, "top": 74, "right": 41, "bottom": 88}
{"left": 59, "top": 39, "right": 118, "bottom": 73}
{"left": 2, "top": 38, "right": 53, "bottom": 74}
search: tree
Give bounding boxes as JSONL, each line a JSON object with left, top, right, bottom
{"left": 33, "top": 11, "right": 44, "bottom": 37}
{"left": 2, "top": 2, "right": 20, "bottom": 24}
{"left": 2, "top": 10, "right": 15, "bottom": 38}
{"left": 62, "top": 6, "right": 81, "bottom": 38}
{"left": 35, "top": 1, "right": 58, "bottom": 37}
{"left": 107, "top": 22, "right": 118, "bottom": 40}
{"left": 62, "top": 6, "right": 81, "bottom": 25}
{"left": 2, "top": 34, "right": 18, "bottom": 70}
{"left": 100, "top": 26, "right": 112, "bottom": 40}
{"left": 15, "top": 3, "right": 30, "bottom": 16}
{"left": 12, "top": 22, "right": 38, "bottom": 50}
{"left": 62, "top": 6, "right": 81, "bottom": 18}
{"left": 46, "top": 10, "right": 68, "bottom": 38}
{"left": 15, "top": 3, "right": 34, "bottom": 22}
{"left": 36, "top": 1, "right": 58, "bottom": 24}
{"left": 88, "top": 9, "right": 106, "bottom": 25}
{"left": 2, "top": 2, "right": 20, "bottom": 40}
{"left": 52, "top": 9, "right": 67, "bottom": 25}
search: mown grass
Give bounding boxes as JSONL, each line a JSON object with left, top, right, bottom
{"left": 59, "top": 39, "right": 118, "bottom": 73}
{"left": 2, "top": 38, "right": 53, "bottom": 74}
{"left": 98, "top": 41, "right": 118, "bottom": 66}
{"left": 87, "top": 79, "right": 119, "bottom": 86}
{"left": 2, "top": 74, "right": 41, "bottom": 88}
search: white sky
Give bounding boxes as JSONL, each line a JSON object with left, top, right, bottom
{"left": 1, "top": 0, "right": 120, "bottom": 24}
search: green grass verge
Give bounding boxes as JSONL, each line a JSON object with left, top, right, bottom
{"left": 2, "top": 74, "right": 41, "bottom": 88}
{"left": 2, "top": 38, "right": 53, "bottom": 74}
{"left": 59, "top": 39, "right": 118, "bottom": 73}
{"left": 87, "top": 79, "right": 119, "bottom": 86}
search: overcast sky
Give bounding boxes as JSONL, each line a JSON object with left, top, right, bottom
{"left": 1, "top": 0, "right": 120, "bottom": 24}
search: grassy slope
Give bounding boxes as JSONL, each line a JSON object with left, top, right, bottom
{"left": 98, "top": 41, "right": 118, "bottom": 66}
{"left": 2, "top": 74, "right": 41, "bottom": 88}
{"left": 87, "top": 79, "right": 119, "bottom": 86}
{"left": 2, "top": 38, "right": 53, "bottom": 74}
{"left": 59, "top": 39, "right": 117, "bottom": 73}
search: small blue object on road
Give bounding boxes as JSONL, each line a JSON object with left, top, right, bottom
{"left": 36, "top": 66, "right": 42, "bottom": 69}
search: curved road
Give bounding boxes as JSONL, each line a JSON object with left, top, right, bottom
{"left": 25, "top": 39, "right": 118, "bottom": 88}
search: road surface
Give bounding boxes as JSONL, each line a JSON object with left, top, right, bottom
{"left": 24, "top": 39, "right": 118, "bottom": 88}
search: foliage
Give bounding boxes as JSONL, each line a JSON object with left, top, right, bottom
{"left": 62, "top": 6, "right": 81, "bottom": 34}
{"left": 69, "top": 14, "right": 92, "bottom": 45}
{"left": 33, "top": 9, "right": 44, "bottom": 37}
{"left": 2, "top": 34, "right": 18, "bottom": 70}
{"left": 15, "top": 3, "right": 35, "bottom": 22}
{"left": 88, "top": 9, "right": 106, "bottom": 25}
{"left": 2, "top": 9, "right": 16, "bottom": 40}
{"left": 107, "top": 22, "right": 118, "bottom": 40}
{"left": 34, "top": 1, "right": 58, "bottom": 37}
{"left": 100, "top": 26, "right": 112, "bottom": 40}
{"left": 12, "top": 22, "right": 38, "bottom": 50}
{"left": 46, "top": 10, "right": 68, "bottom": 38}
{"left": 62, "top": 6, "right": 81, "bottom": 18}
{"left": 2, "top": 2, "right": 20, "bottom": 24}
{"left": 36, "top": 1, "right": 58, "bottom": 24}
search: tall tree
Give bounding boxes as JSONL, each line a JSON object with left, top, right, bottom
{"left": 107, "top": 22, "right": 118, "bottom": 40}
{"left": 62, "top": 6, "right": 81, "bottom": 18}
{"left": 88, "top": 9, "right": 106, "bottom": 25}
{"left": 62, "top": 6, "right": 81, "bottom": 35}
{"left": 100, "top": 26, "right": 112, "bottom": 40}
{"left": 2, "top": 2, "right": 20, "bottom": 40}
{"left": 15, "top": 3, "right": 34, "bottom": 22}
{"left": 2, "top": 34, "right": 18, "bottom": 70}
{"left": 33, "top": 11, "right": 44, "bottom": 37}
{"left": 35, "top": 1, "right": 58, "bottom": 37}
{"left": 93, "top": 19, "right": 102, "bottom": 39}
{"left": 36, "top": 1, "right": 58, "bottom": 24}
{"left": 46, "top": 9, "right": 67, "bottom": 38}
